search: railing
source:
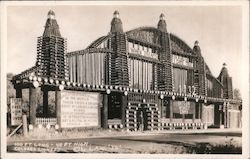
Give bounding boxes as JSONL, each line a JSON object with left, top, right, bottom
{"left": 160, "top": 118, "right": 205, "bottom": 130}
{"left": 36, "top": 118, "right": 57, "bottom": 126}
{"left": 108, "top": 119, "right": 123, "bottom": 130}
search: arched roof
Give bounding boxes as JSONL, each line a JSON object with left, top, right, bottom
{"left": 87, "top": 26, "right": 196, "bottom": 56}
{"left": 87, "top": 35, "right": 110, "bottom": 48}
{"left": 169, "top": 33, "right": 194, "bottom": 55}
{"left": 126, "top": 26, "right": 195, "bottom": 55}
{"left": 126, "top": 26, "right": 161, "bottom": 34}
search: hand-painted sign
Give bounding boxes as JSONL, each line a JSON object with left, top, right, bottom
{"left": 10, "top": 98, "right": 23, "bottom": 126}
{"left": 172, "top": 54, "right": 193, "bottom": 67}
{"left": 60, "top": 90, "right": 102, "bottom": 128}
{"left": 173, "top": 101, "right": 195, "bottom": 115}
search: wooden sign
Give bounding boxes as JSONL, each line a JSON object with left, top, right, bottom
{"left": 173, "top": 101, "right": 195, "bottom": 115}
{"left": 10, "top": 98, "right": 23, "bottom": 126}
{"left": 60, "top": 90, "right": 102, "bottom": 128}
{"left": 172, "top": 54, "right": 193, "bottom": 67}
{"left": 202, "top": 104, "right": 214, "bottom": 125}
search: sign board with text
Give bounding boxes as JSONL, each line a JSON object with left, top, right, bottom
{"left": 60, "top": 90, "right": 102, "bottom": 128}
{"left": 173, "top": 101, "right": 195, "bottom": 115}
{"left": 202, "top": 104, "right": 214, "bottom": 125}
{"left": 10, "top": 98, "right": 23, "bottom": 126}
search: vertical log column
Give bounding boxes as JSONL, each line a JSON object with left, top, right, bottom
{"left": 55, "top": 90, "right": 61, "bottom": 128}
{"left": 169, "top": 100, "right": 173, "bottom": 122}
{"left": 198, "top": 103, "right": 201, "bottom": 120}
{"left": 102, "top": 94, "right": 108, "bottom": 129}
{"left": 219, "top": 105, "right": 224, "bottom": 128}
{"left": 226, "top": 102, "right": 230, "bottom": 128}
{"left": 158, "top": 97, "right": 162, "bottom": 118}
{"left": 121, "top": 94, "right": 127, "bottom": 126}
{"left": 192, "top": 103, "right": 196, "bottom": 122}
{"left": 223, "top": 102, "right": 227, "bottom": 128}
{"left": 182, "top": 114, "right": 185, "bottom": 123}
{"left": 16, "top": 87, "right": 22, "bottom": 98}
{"left": 42, "top": 87, "right": 49, "bottom": 117}
{"left": 29, "top": 87, "right": 38, "bottom": 125}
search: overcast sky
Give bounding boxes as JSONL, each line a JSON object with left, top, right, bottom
{"left": 7, "top": 5, "right": 243, "bottom": 90}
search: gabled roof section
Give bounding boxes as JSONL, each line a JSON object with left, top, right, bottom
{"left": 205, "top": 63, "right": 212, "bottom": 75}
{"left": 170, "top": 33, "right": 194, "bottom": 55}
{"left": 206, "top": 72, "right": 224, "bottom": 88}
{"left": 205, "top": 63, "right": 223, "bottom": 87}
{"left": 12, "top": 66, "right": 39, "bottom": 81}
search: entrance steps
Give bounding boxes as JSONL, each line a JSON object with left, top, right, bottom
{"left": 125, "top": 103, "right": 161, "bottom": 131}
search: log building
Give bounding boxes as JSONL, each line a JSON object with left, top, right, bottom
{"left": 12, "top": 10, "right": 242, "bottom": 131}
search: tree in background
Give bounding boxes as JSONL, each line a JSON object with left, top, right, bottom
{"left": 233, "top": 88, "right": 241, "bottom": 100}
{"left": 7, "top": 73, "right": 56, "bottom": 118}
{"left": 7, "top": 73, "right": 15, "bottom": 106}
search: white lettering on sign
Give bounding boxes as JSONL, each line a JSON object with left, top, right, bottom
{"left": 172, "top": 54, "right": 193, "bottom": 67}
{"left": 178, "top": 101, "right": 190, "bottom": 114}
{"left": 10, "top": 98, "right": 23, "bottom": 126}
{"left": 173, "top": 101, "right": 195, "bottom": 115}
{"left": 60, "top": 91, "right": 102, "bottom": 128}
{"left": 128, "top": 45, "right": 158, "bottom": 59}
{"left": 202, "top": 104, "right": 214, "bottom": 126}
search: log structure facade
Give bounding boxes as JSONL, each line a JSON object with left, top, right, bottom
{"left": 12, "top": 10, "right": 242, "bottom": 130}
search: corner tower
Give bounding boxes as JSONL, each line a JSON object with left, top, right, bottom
{"left": 157, "top": 13, "right": 173, "bottom": 91}
{"left": 218, "top": 63, "right": 233, "bottom": 99}
{"left": 193, "top": 41, "right": 206, "bottom": 95}
{"left": 109, "top": 11, "right": 129, "bottom": 86}
{"left": 36, "top": 10, "right": 68, "bottom": 80}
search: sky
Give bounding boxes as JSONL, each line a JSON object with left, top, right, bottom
{"left": 6, "top": 5, "right": 243, "bottom": 91}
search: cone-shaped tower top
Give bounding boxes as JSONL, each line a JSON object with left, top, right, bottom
{"left": 157, "top": 13, "right": 167, "bottom": 32}
{"left": 218, "top": 62, "right": 229, "bottom": 78}
{"left": 110, "top": 10, "right": 123, "bottom": 33}
{"left": 113, "top": 10, "right": 120, "bottom": 18}
{"left": 43, "top": 10, "right": 61, "bottom": 37}
{"left": 47, "top": 10, "right": 55, "bottom": 19}
{"left": 193, "top": 40, "right": 201, "bottom": 56}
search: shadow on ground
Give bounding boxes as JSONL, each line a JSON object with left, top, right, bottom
{"left": 108, "top": 137, "right": 242, "bottom": 154}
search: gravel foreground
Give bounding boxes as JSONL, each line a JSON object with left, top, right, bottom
{"left": 7, "top": 129, "right": 242, "bottom": 154}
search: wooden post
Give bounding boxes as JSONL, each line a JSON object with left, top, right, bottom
{"left": 198, "top": 103, "right": 201, "bottom": 119}
{"left": 43, "top": 88, "right": 49, "bottom": 117}
{"left": 226, "top": 103, "right": 230, "bottom": 128}
{"left": 219, "top": 108, "right": 223, "bottom": 126}
{"left": 158, "top": 98, "right": 162, "bottom": 118}
{"left": 55, "top": 90, "right": 62, "bottom": 129}
{"left": 16, "top": 88, "right": 22, "bottom": 98}
{"left": 98, "top": 94, "right": 102, "bottom": 128}
{"left": 169, "top": 100, "right": 173, "bottom": 122}
{"left": 22, "top": 115, "right": 28, "bottom": 137}
{"left": 182, "top": 114, "right": 185, "bottom": 123}
{"left": 29, "top": 87, "right": 38, "bottom": 125}
{"left": 192, "top": 102, "right": 196, "bottom": 122}
{"left": 102, "top": 94, "right": 108, "bottom": 129}
{"left": 223, "top": 103, "right": 227, "bottom": 128}
{"left": 121, "top": 94, "right": 127, "bottom": 126}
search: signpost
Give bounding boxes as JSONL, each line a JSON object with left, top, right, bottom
{"left": 10, "top": 98, "right": 22, "bottom": 126}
